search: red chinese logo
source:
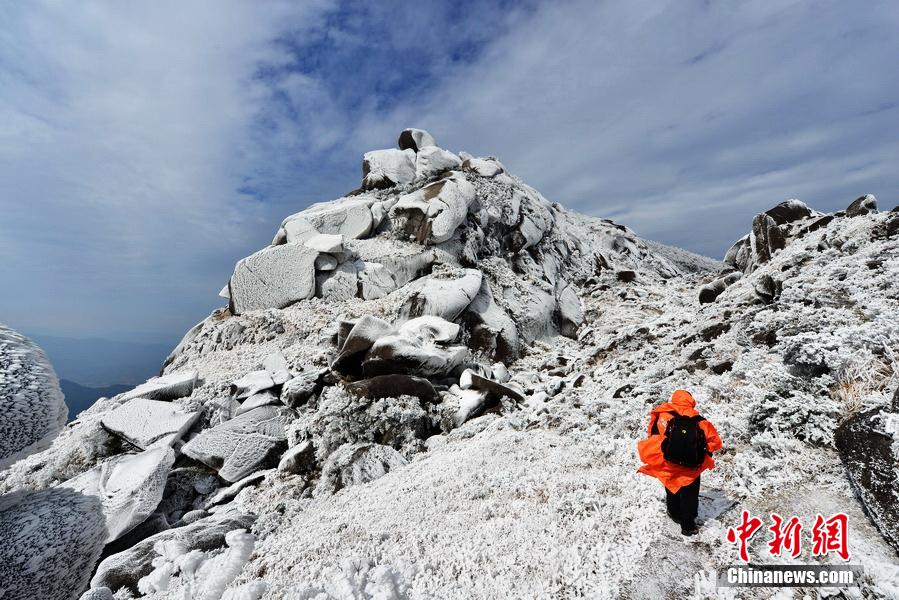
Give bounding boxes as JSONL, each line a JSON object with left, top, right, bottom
{"left": 726, "top": 511, "right": 850, "bottom": 562}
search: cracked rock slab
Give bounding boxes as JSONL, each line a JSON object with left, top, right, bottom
{"left": 181, "top": 406, "right": 291, "bottom": 483}
{"left": 122, "top": 370, "right": 199, "bottom": 402}
{"left": 101, "top": 398, "right": 200, "bottom": 449}
{"left": 62, "top": 446, "right": 175, "bottom": 543}
{"left": 399, "top": 268, "right": 482, "bottom": 322}
{"left": 228, "top": 243, "right": 318, "bottom": 314}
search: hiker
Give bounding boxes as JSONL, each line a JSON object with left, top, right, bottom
{"left": 637, "top": 389, "right": 722, "bottom": 536}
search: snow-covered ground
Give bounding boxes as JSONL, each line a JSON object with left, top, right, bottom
{"left": 2, "top": 130, "right": 898, "bottom": 599}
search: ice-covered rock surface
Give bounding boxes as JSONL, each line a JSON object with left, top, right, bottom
{"left": 3, "top": 132, "right": 899, "bottom": 598}
{"left": 0, "top": 487, "right": 106, "bottom": 600}
{"left": 0, "top": 324, "right": 67, "bottom": 469}
{"left": 101, "top": 398, "right": 200, "bottom": 449}
{"left": 62, "top": 446, "right": 175, "bottom": 542}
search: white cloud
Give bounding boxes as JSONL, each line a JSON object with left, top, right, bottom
{"left": 0, "top": 0, "right": 333, "bottom": 338}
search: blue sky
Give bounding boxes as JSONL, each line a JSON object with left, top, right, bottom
{"left": 1, "top": 0, "right": 898, "bottom": 345}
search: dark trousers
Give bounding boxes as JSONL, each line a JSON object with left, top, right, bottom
{"left": 665, "top": 475, "right": 700, "bottom": 527}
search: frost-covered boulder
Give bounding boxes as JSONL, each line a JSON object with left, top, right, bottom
{"left": 236, "top": 391, "right": 281, "bottom": 416}
{"left": 0, "top": 324, "right": 67, "bottom": 469}
{"left": 62, "top": 446, "right": 175, "bottom": 542}
{"left": 316, "top": 443, "right": 408, "bottom": 495}
{"left": 399, "top": 267, "right": 482, "bottom": 322}
{"left": 101, "top": 398, "right": 200, "bottom": 449}
{"left": 304, "top": 232, "right": 344, "bottom": 253}
{"left": 281, "top": 370, "right": 326, "bottom": 408}
{"left": 230, "top": 370, "right": 276, "bottom": 400}
{"left": 277, "top": 199, "right": 373, "bottom": 245}
{"left": 345, "top": 374, "right": 441, "bottom": 404}
{"left": 698, "top": 271, "right": 742, "bottom": 304}
{"left": 332, "top": 315, "right": 396, "bottom": 374}
{"left": 397, "top": 315, "right": 460, "bottom": 344}
{"left": 91, "top": 511, "right": 256, "bottom": 593}
{"left": 391, "top": 175, "right": 476, "bottom": 244}
{"left": 462, "top": 279, "right": 520, "bottom": 361}
{"left": 834, "top": 406, "right": 899, "bottom": 553}
{"left": 462, "top": 157, "right": 504, "bottom": 177}
{"left": 277, "top": 439, "right": 316, "bottom": 475}
{"left": 181, "top": 406, "right": 291, "bottom": 482}
{"left": 397, "top": 128, "right": 437, "bottom": 152}
{"left": 0, "top": 487, "right": 106, "bottom": 600}
{"left": 362, "top": 149, "right": 416, "bottom": 190}
{"left": 122, "top": 369, "right": 198, "bottom": 402}
{"left": 555, "top": 282, "right": 584, "bottom": 338}
{"left": 364, "top": 333, "right": 467, "bottom": 377}
{"left": 228, "top": 244, "right": 318, "bottom": 314}
{"left": 414, "top": 145, "right": 461, "bottom": 181}
{"left": 764, "top": 199, "right": 814, "bottom": 225}
{"left": 846, "top": 193, "right": 878, "bottom": 217}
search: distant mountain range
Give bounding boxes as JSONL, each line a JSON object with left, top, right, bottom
{"left": 27, "top": 334, "right": 171, "bottom": 387}
{"left": 59, "top": 379, "right": 130, "bottom": 422}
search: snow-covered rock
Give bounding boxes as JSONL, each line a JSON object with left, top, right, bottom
{"left": 414, "top": 145, "right": 461, "bottom": 181}
{"left": 0, "top": 324, "right": 67, "bottom": 469}
{"left": 398, "top": 128, "right": 437, "bottom": 152}
{"left": 362, "top": 149, "right": 416, "bottom": 190}
{"left": 228, "top": 244, "right": 318, "bottom": 314}
{"left": 62, "top": 446, "right": 175, "bottom": 542}
{"left": 121, "top": 370, "right": 199, "bottom": 402}
{"left": 181, "top": 406, "right": 291, "bottom": 482}
{"left": 316, "top": 443, "right": 408, "bottom": 495}
{"left": 101, "top": 398, "right": 200, "bottom": 449}
{"left": 0, "top": 487, "right": 106, "bottom": 600}
{"left": 398, "top": 267, "right": 482, "bottom": 322}
{"left": 91, "top": 511, "right": 256, "bottom": 593}
{"left": 390, "top": 175, "right": 476, "bottom": 244}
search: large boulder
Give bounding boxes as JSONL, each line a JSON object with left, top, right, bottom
{"left": 316, "top": 443, "right": 408, "bottom": 495}
{"left": 181, "top": 406, "right": 291, "bottom": 483}
{"left": 846, "top": 194, "right": 878, "bottom": 217}
{"left": 332, "top": 315, "right": 396, "bottom": 374}
{"left": 398, "top": 268, "right": 483, "bottom": 322}
{"left": 414, "top": 146, "right": 461, "bottom": 181}
{"left": 363, "top": 334, "right": 467, "bottom": 378}
{"left": 834, "top": 404, "right": 899, "bottom": 554}
{"left": 462, "top": 279, "right": 520, "bottom": 361}
{"left": 698, "top": 271, "right": 742, "bottom": 304}
{"left": 228, "top": 244, "right": 318, "bottom": 314}
{"left": 390, "top": 175, "right": 476, "bottom": 244}
{"left": 398, "top": 128, "right": 437, "bottom": 152}
{"left": 345, "top": 374, "right": 441, "bottom": 404}
{"left": 62, "top": 446, "right": 175, "bottom": 543}
{"left": 0, "top": 488, "right": 106, "bottom": 600}
{"left": 764, "top": 199, "right": 813, "bottom": 225}
{"left": 121, "top": 370, "right": 199, "bottom": 402}
{"left": 0, "top": 324, "right": 67, "bottom": 469}
{"left": 555, "top": 282, "right": 584, "bottom": 338}
{"left": 749, "top": 213, "right": 785, "bottom": 268}
{"left": 362, "top": 149, "right": 416, "bottom": 190}
{"left": 91, "top": 511, "right": 256, "bottom": 593}
{"left": 101, "top": 398, "right": 200, "bottom": 449}
{"left": 279, "top": 199, "right": 373, "bottom": 245}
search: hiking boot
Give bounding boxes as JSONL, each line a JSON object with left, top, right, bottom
{"left": 681, "top": 523, "right": 699, "bottom": 536}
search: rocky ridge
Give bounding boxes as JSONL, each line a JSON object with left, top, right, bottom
{"left": 1, "top": 129, "right": 898, "bottom": 599}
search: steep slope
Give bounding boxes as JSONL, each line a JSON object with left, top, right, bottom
{"left": 2, "top": 130, "right": 898, "bottom": 599}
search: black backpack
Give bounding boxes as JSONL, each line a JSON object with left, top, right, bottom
{"left": 655, "top": 412, "right": 708, "bottom": 468}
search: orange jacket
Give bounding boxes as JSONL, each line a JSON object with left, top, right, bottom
{"left": 637, "top": 390, "right": 723, "bottom": 493}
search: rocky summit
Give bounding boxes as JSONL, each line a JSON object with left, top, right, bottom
{"left": 1, "top": 129, "right": 899, "bottom": 599}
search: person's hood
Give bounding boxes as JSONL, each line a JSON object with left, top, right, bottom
{"left": 650, "top": 389, "right": 699, "bottom": 417}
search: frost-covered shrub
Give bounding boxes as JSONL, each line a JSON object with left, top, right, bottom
{"left": 288, "top": 387, "right": 432, "bottom": 462}
{"left": 285, "top": 559, "right": 410, "bottom": 600}
{"left": 747, "top": 390, "right": 839, "bottom": 445}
